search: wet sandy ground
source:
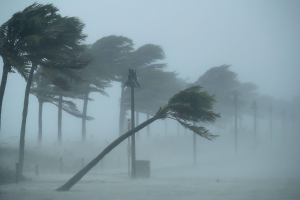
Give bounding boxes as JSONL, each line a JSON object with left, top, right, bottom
{"left": 1, "top": 168, "right": 300, "bottom": 200}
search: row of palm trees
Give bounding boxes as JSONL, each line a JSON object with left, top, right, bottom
{"left": 1, "top": 3, "right": 215, "bottom": 178}
{"left": 0, "top": 3, "right": 92, "bottom": 175}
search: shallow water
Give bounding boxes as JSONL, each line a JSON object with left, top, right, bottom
{"left": 1, "top": 167, "right": 299, "bottom": 200}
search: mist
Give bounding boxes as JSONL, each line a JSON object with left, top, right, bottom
{"left": 0, "top": 0, "right": 300, "bottom": 199}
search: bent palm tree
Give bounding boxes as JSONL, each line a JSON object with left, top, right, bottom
{"left": 30, "top": 72, "right": 94, "bottom": 145}
{"left": 0, "top": 9, "right": 31, "bottom": 130}
{"left": 17, "top": 3, "right": 90, "bottom": 175}
{"left": 56, "top": 85, "right": 220, "bottom": 191}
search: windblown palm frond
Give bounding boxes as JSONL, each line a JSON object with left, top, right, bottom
{"left": 156, "top": 85, "right": 220, "bottom": 140}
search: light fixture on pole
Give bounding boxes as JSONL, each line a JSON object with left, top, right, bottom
{"left": 124, "top": 69, "right": 140, "bottom": 179}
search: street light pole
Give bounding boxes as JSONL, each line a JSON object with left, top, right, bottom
{"left": 130, "top": 86, "right": 135, "bottom": 178}
{"left": 124, "top": 69, "right": 140, "bottom": 179}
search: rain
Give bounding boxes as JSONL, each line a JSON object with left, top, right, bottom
{"left": 0, "top": 0, "right": 300, "bottom": 199}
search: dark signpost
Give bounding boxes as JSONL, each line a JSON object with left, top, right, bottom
{"left": 124, "top": 69, "right": 140, "bottom": 179}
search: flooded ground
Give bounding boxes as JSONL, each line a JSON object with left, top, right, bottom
{"left": 1, "top": 165, "right": 300, "bottom": 200}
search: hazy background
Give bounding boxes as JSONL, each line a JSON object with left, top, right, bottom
{"left": 0, "top": 0, "right": 299, "bottom": 177}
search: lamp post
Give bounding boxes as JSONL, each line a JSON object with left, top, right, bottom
{"left": 124, "top": 69, "right": 140, "bottom": 179}
{"left": 233, "top": 93, "right": 238, "bottom": 154}
{"left": 251, "top": 100, "right": 258, "bottom": 148}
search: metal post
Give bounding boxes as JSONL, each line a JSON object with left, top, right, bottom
{"left": 127, "top": 119, "right": 131, "bottom": 178}
{"left": 131, "top": 86, "right": 136, "bottom": 179}
{"left": 124, "top": 69, "right": 140, "bottom": 179}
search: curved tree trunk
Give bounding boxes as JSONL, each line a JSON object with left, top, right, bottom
{"left": 37, "top": 99, "right": 43, "bottom": 146}
{"left": 19, "top": 62, "right": 36, "bottom": 175}
{"left": 119, "top": 85, "right": 125, "bottom": 136}
{"left": 56, "top": 115, "right": 159, "bottom": 191}
{"left": 58, "top": 94, "right": 62, "bottom": 145}
{"left": 0, "top": 61, "right": 10, "bottom": 131}
{"left": 81, "top": 92, "right": 89, "bottom": 142}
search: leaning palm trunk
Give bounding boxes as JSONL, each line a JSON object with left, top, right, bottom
{"left": 37, "top": 99, "right": 43, "bottom": 145}
{"left": 56, "top": 86, "right": 220, "bottom": 191}
{"left": 19, "top": 63, "right": 37, "bottom": 175}
{"left": 56, "top": 115, "right": 159, "bottom": 191}
{"left": 0, "top": 62, "right": 10, "bottom": 131}
{"left": 81, "top": 92, "right": 89, "bottom": 142}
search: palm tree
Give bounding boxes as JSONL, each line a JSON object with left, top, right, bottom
{"left": 30, "top": 72, "right": 93, "bottom": 146}
{"left": 118, "top": 44, "right": 166, "bottom": 136}
{"left": 56, "top": 85, "right": 220, "bottom": 191}
{"left": 83, "top": 35, "right": 133, "bottom": 138}
{"left": 0, "top": 8, "right": 31, "bottom": 130}
{"left": 67, "top": 79, "right": 110, "bottom": 143}
{"left": 17, "top": 3, "right": 90, "bottom": 175}
{"left": 122, "top": 69, "right": 186, "bottom": 137}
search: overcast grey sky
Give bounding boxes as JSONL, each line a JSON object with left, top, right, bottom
{"left": 0, "top": 0, "right": 300, "bottom": 144}
{"left": 1, "top": 0, "right": 300, "bottom": 99}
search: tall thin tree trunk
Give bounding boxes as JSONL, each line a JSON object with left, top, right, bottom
{"left": 119, "top": 85, "right": 125, "bottom": 136}
{"left": 38, "top": 99, "right": 43, "bottom": 146}
{"left": 0, "top": 61, "right": 10, "bottom": 131}
{"left": 82, "top": 92, "right": 89, "bottom": 142}
{"left": 19, "top": 62, "right": 36, "bottom": 175}
{"left": 56, "top": 114, "right": 159, "bottom": 191}
{"left": 58, "top": 94, "right": 62, "bottom": 145}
